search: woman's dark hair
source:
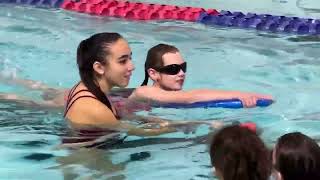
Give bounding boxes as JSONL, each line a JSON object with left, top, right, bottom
{"left": 274, "top": 132, "right": 320, "bottom": 180}
{"left": 77, "top": 32, "right": 123, "bottom": 110}
{"left": 140, "top": 43, "right": 179, "bottom": 86}
{"left": 210, "top": 125, "right": 271, "bottom": 180}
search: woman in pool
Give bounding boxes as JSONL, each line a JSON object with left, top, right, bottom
{"left": 128, "top": 43, "right": 273, "bottom": 107}
{"left": 58, "top": 32, "right": 218, "bottom": 148}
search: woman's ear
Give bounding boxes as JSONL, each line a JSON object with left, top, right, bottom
{"left": 147, "top": 68, "right": 159, "bottom": 82}
{"left": 93, "top": 61, "right": 105, "bottom": 75}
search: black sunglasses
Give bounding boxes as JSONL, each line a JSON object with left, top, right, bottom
{"left": 155, "top": 62, "right": 187, "bottom": 75}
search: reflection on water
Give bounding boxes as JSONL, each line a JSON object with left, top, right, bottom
{"left": 54, "top": 148, "right": 127, "bottom": 180}
{"left": 0, "top": 101, "right": 66, "bottom": 135}
{"left": 283, "top": 58, "right": 320, "bottom": 66}
{"left": 297, "top": 0, "right": 320, "bottom": 13}
{"left": 287, "top": 35, "right": 320, "bottom": 42}
{"left": 291, "top": 112, "right": 320, "bottom": 121}
{"left": 53, "top": 134, "right": 213, "bottom": 179}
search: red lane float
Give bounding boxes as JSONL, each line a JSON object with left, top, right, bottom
{"left": 61, "top": 0, "right": 219, "bottom": 21}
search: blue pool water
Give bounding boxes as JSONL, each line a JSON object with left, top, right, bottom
{"left": 1, "top": 1, "right": 320, "bottom": 179}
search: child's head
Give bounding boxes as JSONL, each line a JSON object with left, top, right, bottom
{"left": 77, "top": 32, "right": 134, "bottom": 107}
{"left": 141, "top": 44, "right": 186, "bottom": 91}
{"left": 273, "top": 132, "right": 320, "bottom": 180}
{"left": 210, "top": 125, "right": 271, "bottom": 180}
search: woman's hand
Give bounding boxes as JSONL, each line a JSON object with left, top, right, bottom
{"left": 143, "top": 124, "right": 177, "bottom": 135}
{"left": 140, "top": 121, "right": 170, "bottom": 129}
{"left": 238, "top": 93, "right": 273, "bottom": 108}
{"left": 158, "top": 121, "right": 170, "bottom": 128}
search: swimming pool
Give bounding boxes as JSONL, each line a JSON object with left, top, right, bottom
{"left": 1, "top": 1, "right": 320, "bottom": 179}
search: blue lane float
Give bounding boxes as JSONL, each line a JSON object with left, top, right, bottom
{"left": 0, "top": 0, "right": 63, "bottom": 8}
{"left": 154, "top": 99, "right": 273, "bottom": 109}
{"left": 198, "top": 10, "right": 320, "bottom": 35}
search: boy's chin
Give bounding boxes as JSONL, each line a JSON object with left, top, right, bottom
{"left": 117, "top": 83, "right": 128, "bottom": 88}
{"left": 171, "top": 86, "right": 183, "bottom": 91}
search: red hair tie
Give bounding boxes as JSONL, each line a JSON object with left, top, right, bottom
{"left": 239, "top": 122, "right": 257, "bottom": 133}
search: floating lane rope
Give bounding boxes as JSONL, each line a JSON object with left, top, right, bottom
{"left": 0, "top": 0, "right": 64, "bottom": 8}
{"left": 58, "top": 0, "right": 320, "bottom": 35}
{"left": 198, "top": 10, "right": 320, "bottom": 35}
{"left": 60, "top": 0, "right": 218, "bottom": 21}
{"left": 1, "top": 0, "right": 319, "bottom": 35}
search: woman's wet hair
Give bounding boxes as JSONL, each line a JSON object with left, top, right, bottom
{"left": 210, "top": 125, "right": 271, "bottom": 180}
{"left": 140, "top": 43, "right": 179, "bottom": 86}
{"left": 274, "top": 132, "right": 320, "bottom": 180}
{"left": 77, "top": 32, "right": 123, "bottom": 110}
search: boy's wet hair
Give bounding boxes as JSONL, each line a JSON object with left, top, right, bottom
{"left": 210, "top": 125, "right": 271, "bottom": 180}
{"left": 274, "top": 132, "right": 320, "bottom": 180}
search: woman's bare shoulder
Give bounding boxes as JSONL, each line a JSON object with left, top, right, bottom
{"left": 66, "top": 93, "right": 117, "bottom": 126}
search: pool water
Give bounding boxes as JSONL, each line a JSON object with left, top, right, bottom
{"left": 1, "top": 1, "right": 320, "bottom": 179}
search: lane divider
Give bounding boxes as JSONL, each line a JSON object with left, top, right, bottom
{"left": 61, "top": 0, "right": 218, "bottom": 21}
{"left": 1, "top": 0, "right": 319, "bottom": 35}
{"left": 198, "top": 10, "right": 320, "bottom": 35}
{"left": 0, "top": 0, "right": 63, "bottom": 8}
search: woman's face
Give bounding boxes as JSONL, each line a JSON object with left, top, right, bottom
{"left": 104, "top": 38, "right": 135, "bottom": 88}
{"left": 154, "top": 52, "right": 186, "bottom": 91}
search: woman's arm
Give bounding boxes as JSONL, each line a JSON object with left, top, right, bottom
{"left": 0, "top": 75, "right": 52, "bottom": 91}
{"left": 129, "top": 86, "right": 273, "bottom": 108}
{"left": 0, "top": 92, "right": 63, "bottom": 109}
{"left": 0, "top": 75, "right": 67, "bottom": 107}
{"left": 109, "top": 97, "right": 225, "bottom": 130}
{"left": 112, "top": 104, "right": 227, "bottom": 135}
{"left": 67, "top": 98, "right": 177, "bottom": 137}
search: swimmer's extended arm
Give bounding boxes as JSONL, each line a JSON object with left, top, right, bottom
{"left": 68, "top": 98, "right": 177, "bottom": 137}
{"left": 0, "top": 75, "right": 52, "bottom": 91}
{"left": 0, "top": 76, "right": 66, "bottom": 108}
{"left": 0, "top": 92, "right": 62, "bottom": 109}
{"left": 121, "top": 114, "right": 170, "bottom": 124}
{"left": 129, "top": 86, "right": 273, "bottom": 108}
{"left": 109, "top": 95, "right": 225, "bottom": 129}
{"left": 119, "top": 113, "right": 226, "bottom": 135}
